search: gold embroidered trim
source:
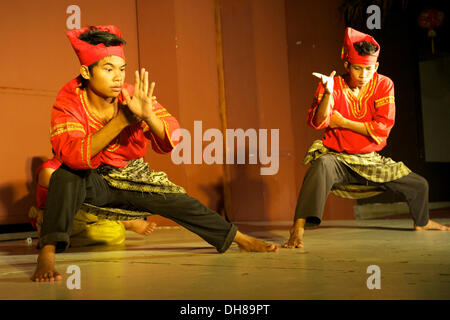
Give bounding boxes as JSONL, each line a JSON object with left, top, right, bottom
{"left": 51, "top": 122, "right": 84, "bottom": 131}
{"left": 80, "top": 90, "right": 104, "bottom": 129}
{"left": 50, "top": 126, "right": 86, "bottom": 138}
{"left": 364, "top": 122, "right": 382, "bottom": 144}
{"left": 86, "top": 134, "right": 94, "bottom": 169}
{"left": 162, "top": 119, "right": 175, "bottom": 149}
{"left": 375, "top": 96, "right": 395, "bottom": 108}
{"left": 81, "top": 137, "right": 86, "bottom": 168}
{"left": 106, "top": 134, "right": 121, "bottom": 152}
{"left": 339, "top": 74, "right": 379, "bottom": 120}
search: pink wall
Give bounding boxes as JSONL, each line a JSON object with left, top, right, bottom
{"left": 0, "top": 0, "right": 355, "bottom": 225}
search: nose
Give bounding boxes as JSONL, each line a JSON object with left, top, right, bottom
{"left": 113, "top": 70, "right": 123, "bottom": 82}
{"left": 362, "top": 69, "right": 369, "bottom": 78}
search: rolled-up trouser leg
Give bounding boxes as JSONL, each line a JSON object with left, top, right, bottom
{"left": 112, "top": 189, "right": 238, "bottom": 253}
{"left": 294, "top": 154, "right": 355, "bottom": 227}
{"left": 383, "top": 172, "right": 429, "bottom": 227}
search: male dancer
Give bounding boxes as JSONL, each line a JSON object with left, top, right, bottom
{"left": 32, "top": 25, "right": 277, "bottom": 282}
{"left": 284, "top": 27, "right": 449, "bottom": 249}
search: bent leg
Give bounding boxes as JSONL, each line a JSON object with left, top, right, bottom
{"left": 39, "top": 165, "right": 91, "bottom": 252}
{"left": 384, "top": 172, "right": 429, "bottom": 227}
{"left": 384, "top": 173, "right": 449, "bottom": 230}
{"left": 114, "top": 191, "right": 238, "bottom": 253}
{"left": 32, "top": 166, "right": 108, "bottom": 282}
{"left": 113, "top": 190, "right": 277, "bottom": 253}
{"left": 285, "top": 154, "right": 357, "bottom": 249}
{"left": 294, "top": 154, "right": 354, "bottom": 226}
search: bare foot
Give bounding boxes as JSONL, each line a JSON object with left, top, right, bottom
{"left": 31, "top": 245, "right": 62, "bottom": 282}
{"left": 283, "top": 218, "right": 305, "bottom": 248}
{"left": 234, "top": 231, "right": 278, "bottom": 252}
{"left": 121, "top": 219, "right": 157, "bottom": 235}
{"left": 414, "top": 219, "right": 450, "bottom": 231}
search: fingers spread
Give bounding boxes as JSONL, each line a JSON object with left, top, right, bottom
{"left": 143, "top": 71, "right": 149, "bottom": 96}
{"left": 140, "top": 68, "right": 145, "bottom": 90}
{"left": 148, "top": 81, "right": 155, "bottom": 98}
{"left": 121, "top": 88, "right": 132, "bottom": 104}
{"left": 134, "top": 70, "right": 140, "bottom": 91}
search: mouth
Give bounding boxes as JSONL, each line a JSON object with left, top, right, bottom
{"left": 111, "top": 86, "right": 123, "bottom": 92}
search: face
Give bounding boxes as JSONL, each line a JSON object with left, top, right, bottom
{"left": 81, "top": 55, "right": 126, "bottom": 98}
{"left": 344, "top": 61, "right": 378, "bottom": 88}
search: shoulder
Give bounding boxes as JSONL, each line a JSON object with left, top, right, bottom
{"left": 376, "top": 73, "right": 394, "bottom": 91}
{"left": 333, "top": 75, "right": 345, "bottom": 92}
{"left": 54, "top": 76, "right": 83, "bottom": 109}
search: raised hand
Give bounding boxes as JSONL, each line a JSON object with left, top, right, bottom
{"left": 121, "top": 68, "right": 156, "bottom": 122}
{"left": 312, "top": 71, "right": 336, "bottom": 95}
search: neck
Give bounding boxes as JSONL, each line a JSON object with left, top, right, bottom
{"left": 86, "top": 87, "right": 117, "bottom": 110}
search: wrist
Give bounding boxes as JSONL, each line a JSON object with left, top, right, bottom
{"left": 341, "top": 118, "right": 349, "bottom": 129}
{"left": 143, "top": 112, "right": 159, "bottom": 126}
{"left": 115, "top": 111, "right": 131, "bottom": 128}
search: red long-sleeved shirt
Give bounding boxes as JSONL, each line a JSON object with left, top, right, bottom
{"left": 307, "top": 72, "right": 395, "bottom": 154}
{"left": 50, "top": 77, "right": 180, "bottom": 170}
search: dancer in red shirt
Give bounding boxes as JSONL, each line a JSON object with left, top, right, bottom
{"left": 32, "top": 25, "right": 277, "bottom": 282}
{"left": 284, "top": 27, "right": 449, "bottom": 249}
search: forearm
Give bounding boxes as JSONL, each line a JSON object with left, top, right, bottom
{"left": 314, "top": 93, "right": 333, "bottom": 127}
{"left": 144, "top": 113, "right": 166, "bottom": 141}
{"left": 341, "top": 118, "right": 369, "bottom": 136}
{"left": 90, "top": 112, "right": 129, "bottom": 157}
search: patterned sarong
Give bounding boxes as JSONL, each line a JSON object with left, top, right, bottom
{"left": 303, "top": 140, "right": 411, "bottom": 199}
{"left": 80, "top": 157, "right": 186, "bottom": 221}
{"left": 29, "top": 158, "right": 184, "bottom": 246}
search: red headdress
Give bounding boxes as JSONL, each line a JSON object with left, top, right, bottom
{"left": 341, "top": 27, "right": 380, "bottom": 65}
{"left": 66, "top": 25, "right": 126, "bottom": 66}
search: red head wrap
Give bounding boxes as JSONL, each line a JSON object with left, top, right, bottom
{"left": 341, "top": 27, "right": 380, "bottom": 65}
{"left": 66, "top": 25, "right": 126, "bottom": 66}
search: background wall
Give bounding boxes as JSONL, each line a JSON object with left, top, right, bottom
{"left": 0, "top": 0, "right": 448, "bottom": 227}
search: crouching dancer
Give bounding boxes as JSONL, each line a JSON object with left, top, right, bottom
{"left": 32, "top": 25, "right": 277, "bottom": 282}
{"left": 284, "top": 27, "right": 449, "bottom": 249}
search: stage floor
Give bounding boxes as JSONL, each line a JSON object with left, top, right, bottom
{"left": 0, "top": 218, "right": 449, "bottom": 300}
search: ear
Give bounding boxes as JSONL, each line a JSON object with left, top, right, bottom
{"left": 80, "top": 65, "right": 90, "bottom": 80}
{"left": 343, "top": 61, "right": 349, "bottom": 71}
{"left": 374, "top": 62, "right": 379, "bottom": 71}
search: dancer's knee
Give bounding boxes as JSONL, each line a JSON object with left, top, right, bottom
{"left": 415, "top": 174, "right": 429, "bottom": 195}
{"left": 50, "top": 165, "right": 86, "bottom": 186}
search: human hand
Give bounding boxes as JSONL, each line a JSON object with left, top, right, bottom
{"left": 312, "top": 71, "right": 336, "bottom": 95}
{"left": 121, "top": 68, "right": 156, "bottom": 122}
{"left": 118, "top": 105, "right": 141, "bottom": 126}
{"left": 329, "top": 110, "right": 346, "bottom": 129}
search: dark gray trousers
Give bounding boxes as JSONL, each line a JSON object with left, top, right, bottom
{"left": 294, "top": 154, "right": 429, "bottom": 227}
{"left": 40, "top": 164, "right": 237, "bottom": 253}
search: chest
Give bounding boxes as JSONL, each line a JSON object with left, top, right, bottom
{"left": 334, "top": 79, "right": 379, "bottom": 121}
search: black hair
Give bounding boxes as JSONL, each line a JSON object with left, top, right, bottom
{"left": 78, "top": 27, "right": 127, "bottom": 88}
{"left": 353, "top": 40, "right": 378, "bottom": 56}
